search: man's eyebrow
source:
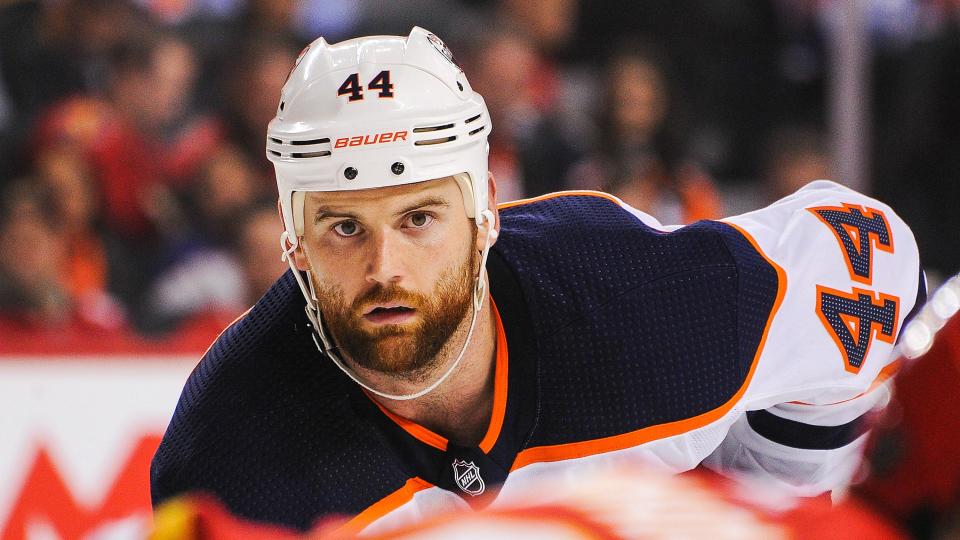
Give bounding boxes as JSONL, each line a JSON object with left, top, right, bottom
{"left": 394, "top": 196, "right": 451, "bottom": 217}
{"left": 313, "top": 196, "right": 451, "bottom": 223}
{"left": 314, "top": 207, "right": 360, "bottom": 223}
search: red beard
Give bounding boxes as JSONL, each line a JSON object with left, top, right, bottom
{"left": 315, "top": 248, "right": 476, "bottom": 378}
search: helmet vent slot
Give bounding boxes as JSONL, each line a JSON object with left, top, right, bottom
{"left": 291, "top": 137, "right": 330, "bottom": 146}
{"left": 415, "top": 135, "right": 457, "bottom": 146}
{"left": 413, "top": 123, "right": 455, "bottom": 133}
{"left": 465, "top": 113, "right": 482, "bottom": 124}
{"left": 291, "top": 151, "right": 332, "bottom": 158}
{"left": 268, "top": 135, "right": 333, "bottom": 159}
{"left": 468, "top": 126, "right": 486, "bottom": 136}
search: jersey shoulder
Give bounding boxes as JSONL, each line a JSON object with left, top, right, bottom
{"left": 151, "top": 271, "right": 410, "bottom": 530}
{"left": 724, "top": 180, "right": 924, "bottom": 406}
{"left": 495, "top": 190, "right": 780, "bottom": 339}
{"left": 494, "top": 192, "right": 782, "bottom": 445}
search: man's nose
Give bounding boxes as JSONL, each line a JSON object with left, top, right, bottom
{"left": 364, "top": 229, "right": 404, "bottom": 285}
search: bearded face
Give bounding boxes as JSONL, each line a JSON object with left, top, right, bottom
{"left": 314, "top": 246, "right": 476, "bottom": 377}
{"left": 293, "top": 177, "right": 492, "bottom": 379}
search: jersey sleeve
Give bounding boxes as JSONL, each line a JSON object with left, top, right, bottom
{"left": 701, "top": 180, "right": 925, "bottom": 495}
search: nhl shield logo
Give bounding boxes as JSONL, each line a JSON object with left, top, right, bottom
{"left": 451, "top": 459, "right": 485, "bottom": 496}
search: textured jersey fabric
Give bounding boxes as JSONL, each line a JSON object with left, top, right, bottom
{"left": 152, "top": 184, "right": 922, "bottom": 532}
{"left": 491, "top": 194, "right": 778, "bottom": 447}
{"left": 150, "top": 271, "right": 415, "bottom": 529}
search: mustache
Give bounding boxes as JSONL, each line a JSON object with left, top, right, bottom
{"left": 352, "top": 284, "right": 426, "bottom": 311}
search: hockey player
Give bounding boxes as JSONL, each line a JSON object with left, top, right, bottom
{"left": 151, "top": 28, "right": 926, "bottom": 536}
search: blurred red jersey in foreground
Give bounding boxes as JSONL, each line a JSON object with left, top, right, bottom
{"left": 151, "top": 465, "right": 905, "bottom": 540}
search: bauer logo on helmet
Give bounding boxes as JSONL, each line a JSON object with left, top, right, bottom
{"left": 333, "top": 131, "right": 408, "bottom": 149}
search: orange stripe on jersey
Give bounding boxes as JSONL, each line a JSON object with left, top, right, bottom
{"left": 338, "top": 477, "right": 434, "bottom": 535}
{"left": 498, "top": 190, "right": 625, "bottom": 210}
{"left": 363, "top": 296, "right": 510, "bottom": 454}
{"left": 479, "top": 298, "right": 509, "bottom": 453}
{"left": 366, "top": 394, "right": 449, "bottom": 452}
{"left": 874, "top": 357, "right": 903, "bottom": 384}
{"left": 510, "top": 221, "right": 788, "bottom": 472}
{"left": 789, "top": 358, "right": 903, "bottom": 406}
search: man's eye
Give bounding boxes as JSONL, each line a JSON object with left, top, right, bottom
{"left": 406, "top": 212, "right": 434, "bottom": 229}
{"left": 333, "top": 221, "right": 361, "bottom": 237}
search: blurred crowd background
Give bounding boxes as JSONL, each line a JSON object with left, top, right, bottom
{"left": 0, "top": 0, "right": 959, "bottom": 537}
{"left": 1, "top": 0, "right": 959, "bottom": 341}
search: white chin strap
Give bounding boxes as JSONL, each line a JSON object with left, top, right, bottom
{"left": 280, "top": 210, "right": 499, "bottom": 401}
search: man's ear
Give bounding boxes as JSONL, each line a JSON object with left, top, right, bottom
{"left": 475, "top": 172, "right": 500, "bottom": 252}
{"left": 292, "top": 242, "right": 311, "bottom": 272}
{"left": 486, "top": 172, "right": 500, "bottom": 235}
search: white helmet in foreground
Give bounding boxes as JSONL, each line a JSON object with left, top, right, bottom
{"left": 268, "top": 26, "right": 491, "bottom": 249}
{"left": 266, "top": 28, "right": 495, "bottom": 401}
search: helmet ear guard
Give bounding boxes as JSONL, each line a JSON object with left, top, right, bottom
{"left": 291, "top": 191, "right": 306, "bottom": 237}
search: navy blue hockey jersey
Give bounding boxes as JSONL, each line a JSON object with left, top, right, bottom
{"left": 151, "top": 182, "right": 923, "bottom": 535}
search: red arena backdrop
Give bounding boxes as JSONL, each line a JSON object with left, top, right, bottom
{"left": 0, "top": 331, "right": 212, "bottom": 540}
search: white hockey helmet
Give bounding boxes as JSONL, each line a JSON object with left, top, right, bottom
{"left": 267, "top": 27, "right": 491, "bottom": 249}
